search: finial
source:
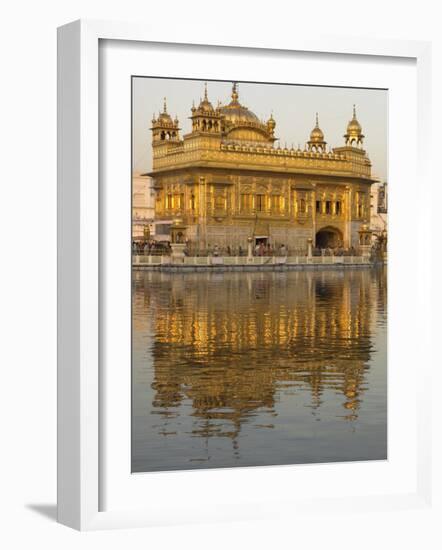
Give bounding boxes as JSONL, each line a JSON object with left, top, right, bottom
{"left": 353, "top": 104, "right": 356, "bottom": 118}
{"left": 204, "top": 82, "right": 208, "bottom": 101}
{"left": 163, "top": 97, "right": 167, "bottom": 113}
{"left": 232, "top": 82, "right": 239, "bottom": 102}
{"left": 315, "top": 112, "right": 319, "bottom": 127}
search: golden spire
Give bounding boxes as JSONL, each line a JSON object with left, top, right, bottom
{"left": 204, "top": 82, "right": 208, "bottom": 101}
{"left": 231, "top": 82, "right": 239, "bottom": 103}
{"left": 344, "top": 104, "right": 364, "bottom": 146}
{"left": 309, "top": 113, "right": 325, "bottom": 141}
{"left": 267, "top": 111, "right": 276, "bottom": 132}
{"left": 163, "top": 97, "right": 167, "bottom": 113}
{"left": 308, "top": 113, "right": 326, "bottom": 152}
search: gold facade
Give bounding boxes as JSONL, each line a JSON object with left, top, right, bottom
{"left": 149, "top": 83, "right": 374, "bottom": 252}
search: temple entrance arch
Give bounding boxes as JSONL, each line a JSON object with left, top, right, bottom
{"left": 315, "top": 226, "right": 343, "bottom": 249}
{"left": 254, "top": 236, "right": 268, "bottom": 246}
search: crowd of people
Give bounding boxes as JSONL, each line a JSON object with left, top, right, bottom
{"left": 132, "top": 239, "right": 364, "bottom": 258}
{"left": 312, "top": 246, "right": 358, "bottom": 257}
{"left": 132, "top": 240, "right": 171, "bottom": 255}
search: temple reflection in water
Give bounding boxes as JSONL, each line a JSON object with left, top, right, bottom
{"left": 132, "top": 268, "right": 387, "bottom": 472}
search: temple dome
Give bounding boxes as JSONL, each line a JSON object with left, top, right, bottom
{"left": 309, "top": 113, "right": 324, "bottom": 142}
{"left": 157, "top": 98, "right": 173, "bottom": 124}
{"left": 197, "top": 83, "right": 215, "bottom": 113}
{"left": 347, "top": 118, "right": 362, "bottom": 133}
{"left": 158, "top": 111, "right": 172, "bottom": 123}
{"left": 307, "top": 113, "right": 326, "bottom": 152}
{"left": 198, "top": 99, "right": 214, "bottom": 112}
{"left": 344, "top": 105, "right": 364, "bottom": 146}
{"left": 218, "top": 83, "right": 260, "bottom": 125}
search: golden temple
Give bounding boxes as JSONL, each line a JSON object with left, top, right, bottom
{"left": 149, "top": 83, "right": 375, "bottom": 252}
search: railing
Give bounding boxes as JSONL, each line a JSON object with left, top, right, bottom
{"left": 133, "top": 255, "right": 371, "bottom": 266}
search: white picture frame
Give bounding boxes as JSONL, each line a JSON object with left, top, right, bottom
{"left": 57, "top": 19, "right": 433, "bottom": 531}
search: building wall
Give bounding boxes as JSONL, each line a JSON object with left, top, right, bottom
{"left": 153, "top": 170, "right": 372, "bottom": 252}
{"left": 132, "top": 173, "right": 155, "bottom": 239}
{"left": 370, "top": 181, "right": 388, "bottom": 234}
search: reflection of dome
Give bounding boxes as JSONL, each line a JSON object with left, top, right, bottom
{"left": 218, "top": 83, "right": 260, "bottom": 125}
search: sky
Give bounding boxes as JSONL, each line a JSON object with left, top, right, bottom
{"left": 132, "top": 77, "right": 388, "bottom": 181}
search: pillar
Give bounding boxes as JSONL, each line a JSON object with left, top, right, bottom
{"left": 307, "top": 237, "right": 313, "bottom": 258}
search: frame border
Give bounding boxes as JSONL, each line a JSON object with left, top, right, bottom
{"left": 57, "top": 19, "right": 432, "bottom": 530}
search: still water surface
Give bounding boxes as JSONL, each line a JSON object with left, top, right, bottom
{"left": 132, "top": 268, "right": 387, "bottom": 472}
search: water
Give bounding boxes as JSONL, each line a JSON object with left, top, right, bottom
{"left": 132, "top": 268, "right": 387, "bottom": 472}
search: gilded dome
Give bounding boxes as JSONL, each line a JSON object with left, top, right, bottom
{"left": 346, "top": 105, "right": 362, "bottom": 134}
{"left": 158, "top": 111, "right": 172, "bottom": 123}
{"left": 310, "top": 113, "right": 324, "bottom": 142}
{"left": 307, "top": 113, "right": 326, "bottom": 152}
{"left": 344, "top": 105, "right": 364, "bottom": 146}
{"left": 310, "top": 127, "right": 324, "bottom": 140}
{"left": 197, "top": 83, "right": 215, "bottom": 113}
{"left": 347, "top": 118, "right": 362, "bottom": 133}
{"left": 218, "top": 83, "right": 260, "bottom": 125}
{"left": 157, "top": 97, "right": 173, "bottom": 123}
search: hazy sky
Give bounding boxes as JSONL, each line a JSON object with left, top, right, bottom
{"left": 133, "top": 78, "right": 387, "bottom": 181}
